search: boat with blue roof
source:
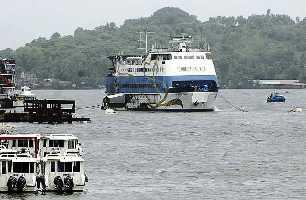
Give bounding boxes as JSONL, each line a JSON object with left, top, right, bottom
{"left": 267, "top": 91, "right": 286, "bottom": 103}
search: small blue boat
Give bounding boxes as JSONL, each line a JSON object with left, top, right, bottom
{"left": 267, "top": 92, "right": 286, "bottom": 103}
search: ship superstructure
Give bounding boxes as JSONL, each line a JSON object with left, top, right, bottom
{"left": 103, "top": 35, "right": 218, "bottom": 111}
{"left": 0, "top": 58, "right": 16, "bottom": 108}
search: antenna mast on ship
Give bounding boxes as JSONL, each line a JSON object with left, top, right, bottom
{"left": 138, "top": 31, "right": 154, "bottom": 53}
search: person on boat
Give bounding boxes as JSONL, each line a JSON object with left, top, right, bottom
{"left": 35, "top": 161, "right": 46, "bottom": 194}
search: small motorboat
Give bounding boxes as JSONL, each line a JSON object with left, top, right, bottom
{"left": 288, "top": 106, "right": 303, "bottom": 113}
{"left": 15, "top": 86, "right": 36, "bottom": 101}
{"left": 267, "top": 92, "right": 286, "bottom": 103}
{"left": 105, "top": 108, "right": 116, "bottom": 114}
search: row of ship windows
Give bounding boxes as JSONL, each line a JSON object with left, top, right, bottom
{"left": 173, "top": 54, "right": 212, "bottom": 60}
{"left": 174, "top": 55, "right": 203, "bottom": 59}
{"left": 120, "top": 68, "right": 164, "bottom": 73}
{"left": 119, "top": 60, "right": 142, "bottom": 65}
{"left": 118, "top": 66, "right": 206, "bottom": 73}
{"left": 1, "top": 161, "right": 35, "bottom": 174}
{"left": 120, "top": 84, "right": 161, "bottom": 88}
{"left": 0, "top": 139, "right": 76, "bottom": 149}
{"left": 118, "top": 53, "right": 212, "bottom": 65}
{"left": 0, "top": 161, "right": 81, "bottom": 174}
{"left": 51, "top": 161, "right": 81, "bottom": 172}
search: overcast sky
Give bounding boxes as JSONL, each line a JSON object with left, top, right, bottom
{"left": 0, "top": 0, "right": 305, "bottom": 49}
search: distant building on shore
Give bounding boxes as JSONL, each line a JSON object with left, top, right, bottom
{"left": 251, "top": 80, "right": 306, "bottom": 89}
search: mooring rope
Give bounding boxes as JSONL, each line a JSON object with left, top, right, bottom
{"left": 218, "top": 93, "right": 248, "bottom": 112}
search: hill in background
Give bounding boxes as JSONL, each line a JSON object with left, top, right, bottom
{"left": 1, "top": 7, "right": 306, "bottom": 88}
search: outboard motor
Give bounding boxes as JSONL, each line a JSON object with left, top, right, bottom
{"left": 64, "top": 175, "right": 74, "bottom": 193}
{"left": 85, "top": 173, "right": 89, "bottom": 182}
{"left": 7, "top": 176, "right": 17, "bottom": 193}
{"left": 17, "top": 176, "right": 26, "bottom": 192}
{"left": 53, "top": 176, "right": 64, "bottom": 193}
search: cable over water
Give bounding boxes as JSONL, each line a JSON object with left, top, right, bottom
{"left": 76, "top": 105, "right": 101, "bottom": 110}
{"left": 218, "top": 93, "right": 248, "bottom": 112}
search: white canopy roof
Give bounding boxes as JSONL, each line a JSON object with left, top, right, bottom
{"left": 43, "top": 154, "right": 84, "bottom": 162}
{"left": 12, "top": 157, "right": 38, "bottom": 162}
{"left": 0, "top": 134, "right": 41, "bottom": 139}
{"left": 42, "top": 134, "right": 78, "bottom": 140}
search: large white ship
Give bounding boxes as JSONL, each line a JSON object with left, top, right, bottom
{"left": 103, "top": 35, "right": 218, "bottom": 111}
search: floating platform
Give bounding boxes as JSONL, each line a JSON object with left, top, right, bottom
{"left": 0, "top": 99, "right": 90, "bottom": 123}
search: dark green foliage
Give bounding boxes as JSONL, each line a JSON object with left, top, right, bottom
{"left": 1, "top": 7, "right": 306, "bottom": 88}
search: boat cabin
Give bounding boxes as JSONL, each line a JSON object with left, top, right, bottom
{"left": 0, "top": 133, "right": 82, "bottom": 158}
{"left": 0, "top": 134, "right": 40, "bottom": 158}
{"left": 42, "top": 153, "right": 86, "bottom": 192}
{"left": 0, "top": 153, "right": 38, "bottom": 192}
{"left": 40, "top": 134, "right": 82, "bottom": 157}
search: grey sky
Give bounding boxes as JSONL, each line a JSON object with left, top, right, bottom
{"left": 0, "top": 0, "right": 305, "bottom": 49}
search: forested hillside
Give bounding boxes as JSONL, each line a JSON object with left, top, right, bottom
{"left": 1, "top": 7, "right": 306, "bottom": 88}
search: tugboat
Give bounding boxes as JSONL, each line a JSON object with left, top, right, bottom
{"left": 0, "top": 58, "right": 16, "bottom": 108}
{"left": 103, "top": 34, "right": 219, "bottom": 111}
{"left": 267, "top": 92, "right": 286, "bottom": 103}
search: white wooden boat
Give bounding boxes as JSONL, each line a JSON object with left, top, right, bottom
{"left": 0, "top": 149, "right": 38, "bottom": 192}
{"left": 42, "top": 153, "right": 87, "bottom": 192}
{"left": 0, "top": 133, "right": 87, "bottom": 193}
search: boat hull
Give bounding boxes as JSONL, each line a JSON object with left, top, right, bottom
{"left": 103, "top": 91, "right": 217, "bottom": 111}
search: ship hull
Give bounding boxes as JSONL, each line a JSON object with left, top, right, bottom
{"left": 103, "top": 91, "right": 217, "bottom": 112}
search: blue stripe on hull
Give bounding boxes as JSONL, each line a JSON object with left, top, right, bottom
{"left": 106, "top": 75, "right": 218, "bottom": 94}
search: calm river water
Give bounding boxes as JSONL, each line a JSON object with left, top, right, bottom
{"left": 1, "top": 89, "right": 306, "bottom": 200}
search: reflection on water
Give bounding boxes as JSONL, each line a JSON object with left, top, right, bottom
{"left": 2, "top": 89, "right": 306, "bottom": 200}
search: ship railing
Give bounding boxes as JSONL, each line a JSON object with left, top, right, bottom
{"left": 150, "top": 48, "right": 169, "bottom": 53}
{"left": 151, "top": 48, "right": 209, "bottom": 53}
{"left": 188, "top": 48, "right": 209, "bottom": 52}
